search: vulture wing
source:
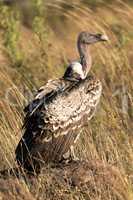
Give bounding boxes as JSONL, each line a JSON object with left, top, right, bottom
{"left": 15, "top": 76, "right": 102, "bottom": 171}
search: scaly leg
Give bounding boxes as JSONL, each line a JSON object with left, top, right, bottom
{"left": 62, "top": 150, "right": 71, "bottom": 160}
{"left": 70, "top": 145, "right": 79, "bottom": 161}
{"left": 62, "top": 146, "right": 79, "bottom": 163}
{"left": 62, "top": 132, "right": 81, "bottom": 162}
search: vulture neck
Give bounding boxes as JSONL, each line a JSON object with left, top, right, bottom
{"left": 77, "top": 42, "right": 92, "bottom": 77}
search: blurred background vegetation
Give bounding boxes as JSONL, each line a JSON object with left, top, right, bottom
{"left": 0, "top": 0, "right": 132, "bottom": 200}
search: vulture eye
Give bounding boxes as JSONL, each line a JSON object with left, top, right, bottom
{"left": 96, "top": 34, "right": 102, "bottom": 38}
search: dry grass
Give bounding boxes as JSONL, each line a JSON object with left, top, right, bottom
{"left": 0, "top": 0, "right": 133, "bottom": 200}
{"left": 29, "top": 160, "right": 130, "bottom": 200}
{"left": 0, "top": 178, "right": 35, "bottom": 200}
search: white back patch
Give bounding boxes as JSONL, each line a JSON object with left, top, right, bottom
{"left": 71, "top": 62, "right": 85, "bottom": 79}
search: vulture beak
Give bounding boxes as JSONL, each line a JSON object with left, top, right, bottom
{"left": 100, "top": 34, "right": 109, "bottom": 41}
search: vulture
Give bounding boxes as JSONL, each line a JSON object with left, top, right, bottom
{"left": 15, "top": 31, "right": 108, "bottom": 173}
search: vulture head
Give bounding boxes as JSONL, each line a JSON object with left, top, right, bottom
{"left": 64, "top": 31, "right": 109, "bottom": 81}
{"left": 77, "top": 32, "right": 109, "bottom": 45}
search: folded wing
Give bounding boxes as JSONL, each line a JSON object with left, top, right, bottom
{"left": 15, "top": 76, "right": 102, "bottom": 171}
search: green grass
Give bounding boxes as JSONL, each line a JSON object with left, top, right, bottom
{"left": 0, "top": 0, "right": 132, "bottom": 200}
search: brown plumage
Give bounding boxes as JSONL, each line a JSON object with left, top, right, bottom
{"left": 15, "top": 32, "right": 108, "bottom": 172}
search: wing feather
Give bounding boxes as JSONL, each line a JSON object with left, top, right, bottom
{"left": 15, "top": 78, "right": 79, "bottom": 166}
{"left": 15, "top": 76, "right": 102, "bottom": 170}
